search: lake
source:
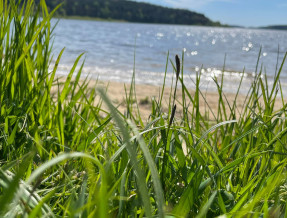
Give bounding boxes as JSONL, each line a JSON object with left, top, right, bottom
{"left": 52, "top": 19, "right": 287, "bottom": 94}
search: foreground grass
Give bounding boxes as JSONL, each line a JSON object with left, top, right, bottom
{"left": 1, "top": 0, "right": 287, "bottom": 217}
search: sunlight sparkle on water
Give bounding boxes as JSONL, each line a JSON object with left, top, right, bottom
{"left": 191, "top": 51, "right": 198, "bottom": 56}
{"left": 242, "top": 47, "right": 250, "bottom": 52}
{"left": 248, "top": 42, "right": 253, "bottom": 48}
{"left": 156, "top": 32, "right": 164, "bottom": 39}
{"left": 52, "top": 19, "right": 287, "bottom": 95}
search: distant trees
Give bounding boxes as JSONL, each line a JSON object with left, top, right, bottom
{"left": 38, "top": 0, "right": 219, "bottom": 26}
{"left": 261, "top": 25, "right": 287, "bottom": 30}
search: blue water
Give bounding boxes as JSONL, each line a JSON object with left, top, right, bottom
{"left": 51, "top": 19, "right": 287, "bottom": 93}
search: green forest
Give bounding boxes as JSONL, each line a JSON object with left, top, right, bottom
{"left": 261, "top": 25, "right": 287, "bottom": 30}
{"left": 36, "top": 0, "right": 221, "bottom": 26}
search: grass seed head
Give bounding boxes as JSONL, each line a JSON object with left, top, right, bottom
{"left": 169, "top": 104, "right": 177, "bottom": 126}
{"left": 175, "top": 54, "right": 180, "bottom": 80}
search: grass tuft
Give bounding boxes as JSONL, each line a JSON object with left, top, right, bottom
{"left": 0, "top": 0, "right": 287, "bottom": 217}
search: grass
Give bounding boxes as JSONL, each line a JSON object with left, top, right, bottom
{"left": 1, "top": 0, "right": 287, "bottom": 217}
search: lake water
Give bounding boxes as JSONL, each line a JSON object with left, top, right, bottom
{"left": 52, "top": 19, "right": 287, "bottom": 94}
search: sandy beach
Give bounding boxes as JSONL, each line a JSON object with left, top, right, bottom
{"left": 52, "top": 75, "right": 285, "bottom": 121}
{"left": 87, "top": 80, "right": 284, "bottom": 121}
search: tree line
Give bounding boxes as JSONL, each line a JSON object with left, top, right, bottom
{"left": 35, "top": 0, "right": 221, "bottom": 26}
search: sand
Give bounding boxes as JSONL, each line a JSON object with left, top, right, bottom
{"left": 52, "top": 77, "right": 285, "bottom": 121}
{"left": 92, "top": 80, "right": 284, "bottom": 121}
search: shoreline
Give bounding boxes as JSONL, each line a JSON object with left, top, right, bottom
{"left": 53, "top": 16, "right": 228, "bottom": 28}
{"left": 52, "top": 74, "right": 285, "bottom": 121}
{"left": 81, "top": 79, "right": 285, "bottom": 120}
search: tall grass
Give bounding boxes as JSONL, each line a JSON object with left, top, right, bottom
{"left": 1, "top": 0, "right": 287, "bottom": 217}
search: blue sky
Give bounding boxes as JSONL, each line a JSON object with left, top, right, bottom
{"left": 133, "top": 0, "right": 287, "bottom": 27}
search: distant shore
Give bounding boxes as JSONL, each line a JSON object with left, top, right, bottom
{"left": 54, "top": 16, "right": 287, "bottom": 31}
{"left": 54, "top": 15, "right": 230, "bottom": 28}
{"left": 55, "top": 16, "right": 127, "bottom": 23}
